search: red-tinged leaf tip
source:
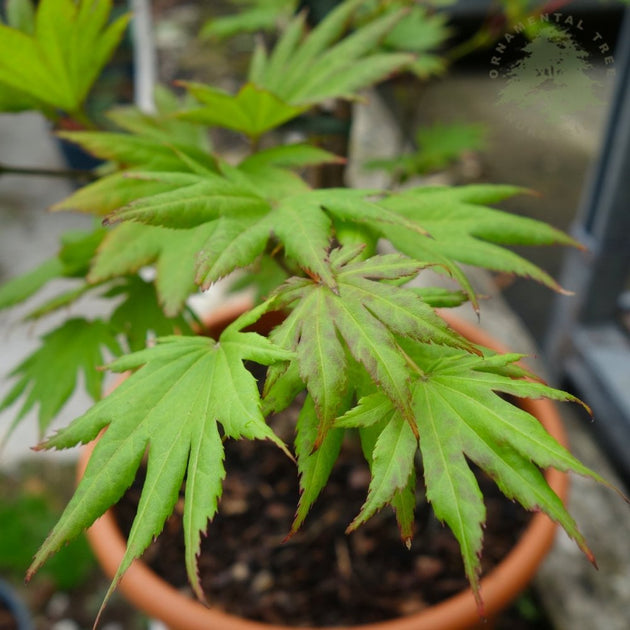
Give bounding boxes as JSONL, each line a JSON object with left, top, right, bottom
{"left": 92, "top": 593, "right": 112, "bottom": 630}
{"left": 473, "top": 301, "right": 481, "bottom": 320}
{"left": 559, "top": 288, "right": 575, "bottom": 296}
{"left": 102, "top": 215, "right": 121, "bottom": 227}
{"left": 523, "top": 187, "right": 541, "bottom": 198}
{"left": 604, "top": 482, "right": 630, "bottom": 505}
{"left": 578, "top": 398, "right": 593, "bottom": 417}
{"left": 472, "top": 585, "right": 485, "bottom": 620}
{"left": 190, "top": 561, "right": 209, "bottom": 605}
{"left": 272, "top": 437, "right": 296, "bottom": 463}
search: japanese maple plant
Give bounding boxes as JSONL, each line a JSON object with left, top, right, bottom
{"left": 0, "top": 0, "right": 615, "bottom": 622}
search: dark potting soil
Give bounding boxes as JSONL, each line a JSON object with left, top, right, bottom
{"left": 114, "top": 398, "right": 538, "bottom": 628}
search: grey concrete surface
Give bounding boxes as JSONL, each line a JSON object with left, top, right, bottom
{"left": 0, "top": 113, "right": 94, "bottom": 465}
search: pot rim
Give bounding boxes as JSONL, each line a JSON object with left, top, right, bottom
{"left": 77, "top": 308, "right": 569, "bottom": 630}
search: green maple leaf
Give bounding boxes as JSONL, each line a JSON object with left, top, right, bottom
{"left": 88, "top": 168, "right": 279, "bottom": 292}
{"left": 57, "top": 130, "right": 216, "bottom": 172}
{"left": 356, "top": 413, "right": 417, "bottom": 543}
{"left": 249, "top": 0, "right": 413, "bottom": 105}
{"left": 336, "top": 341, "right": 608, "bottom": 604}
{"left": 28, "top": 303, "right": 294, "bottom": 607}
{"left": 105, "top": 170, "right": 269, "bottom": 228}
{"left": 0, "top": 0, "right": 129, "bottom": 114}
{"left": 367, "top": 122, "right": 487, "bottom": 179}
{"left": 0, "top": 258, "right": 64, "bottom": 311}
{"left": 52, "top": 96, "right": 216, "bottom": 217}
{"left": 384, "top": 4, "right": 449, "bottom": 52}
{"left": 89, "top": 222, "right": 217, "bottom": 316}
{"left": 238, "top": 143, "right": 343, "bottom": 171}
{"left": 106, "top": 85, "right": 211, "bottom": 149}
{"left": 270, "top": 248, "right": 470, "bottom": 446}
{"left": 290, "top": 394, "right": 345, "bottom": 534}
{"left": 200, "top": 0, "right": 295, "bottom": 41}
{"left": 380, "top": 184, "right": 579, "bottom": 292}
{"left": 194, "top": 210, "right": 272, "bottom": 289}
{"left": 74, "top": 174, "right": 573, "bottom": 316}
{"left": 0, "top": 318, "right": 122, "bottom": 440}
{"left": 178, "top": 82, "right": 307, "bottom": 139}
{"left": 0, "top": 81, "right": 39, "bottom": 113}
{"left": 52, "top": 172, "right": 179, "bottom": 217}
{"left": 104, "top": 173, "right": 429, "bottom": 290}
{"left": 67, "top": 171, "right": 574, "bottom": 314}
{"left": 0, "top": 228, "right": 106, "bottom": 313}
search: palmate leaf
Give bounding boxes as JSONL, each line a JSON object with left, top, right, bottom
{"left": 367, "top": 122, "right": 487, "bottom": 179}
{"left": 200, "top": 0, "right": 296, "bottom": 41}
{"left": 90, "top": 168, "right": 574, "bottom": 309}
{"left": 336, "top": 340, "right": 606, "bottom": 605}
{"left": 0, "top": 80, "right": 40, "bottom": 112}
{"left": 249, "top": 0, "right": 413, "bottom": 105}
{"left": 383, "top": 3, "right": 450, "bottom": 54}
{"left": 0, "top": 258, "right": 64, "bottom": 310}
{"left": 0, "top": 318, "right": 122, "bottom": 440}
{"left": 89, "top": 222, "right": 217, "bottom": 316}
{"left": 178, "top": 82, "right": 307, "bottom": 139}
{"left": 106, "top": 170, "right": 269, "bottom": 228}
{"left": 356, "top": 414, "right": 417, "bottom": 543}
{"left": 238, "top": 143, "right": 343, "bottom": 171}
{"left": 380, "top": 184, "right": 579, "bottom": 292}
{"left": 29, "top": 306, "right": 294, "bottom": 607}
{"left": 88, "top": 169, "right": 273, "bottom": 290}
{"left": 101, "top": 171, "right": 325, "bottom": 286}
{"left": 52, "top": 97, "right": 216, "bottom": 217}
{"left": 0, "top": 228, "right": 106, "bottom": 312}
{"left": 237, "top": 143, "right": 344, "bottom": 198}
{"left": 57, "top": 131, "right": 217, "bottom": 173}
{"left": 52, "top": 172, "right": 181, "bottom": 217}
{"left": 0, "top": 0, "right": 129, "bottom": 114}
{"left": 291, "top": 394, "right": 345, "bottom": 535}
{"left": 104, "top": 173, "right": 431, "bottom": 290}
{"left": 106, "top": 85, "right": 211, "bottom": 149}
{"left": 270, "top": 248, "right": 470, "bottom": 446}
{"left": 194, "top": 210, "right": 271, "bottom": 289}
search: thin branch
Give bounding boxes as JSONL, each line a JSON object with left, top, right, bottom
{"left": 0, "top": 162, "right": 97, "bottom": 182}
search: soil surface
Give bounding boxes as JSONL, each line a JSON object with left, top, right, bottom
{"left": 115, "top": 400, "right": 552, "bottom": 628}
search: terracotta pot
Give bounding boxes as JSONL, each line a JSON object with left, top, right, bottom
{"left": 77, "top": 309, "right": 568, "bottom": 630}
